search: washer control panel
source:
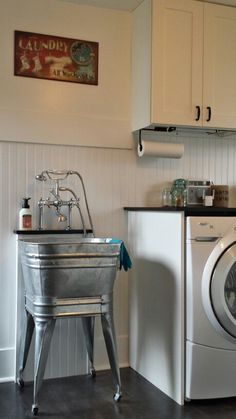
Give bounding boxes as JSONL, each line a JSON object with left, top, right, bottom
{"left": 186, "top": 216, "right": 236, "bottom": 241}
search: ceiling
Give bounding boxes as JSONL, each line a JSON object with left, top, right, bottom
{"left": 57, "top": 0, "right": 143, "bottom": 11}
{"left": 200, "top": 0, "right": 236, "bottom": 5}
{"left": 57, "top": 0, "right": 236, "bottom": 10}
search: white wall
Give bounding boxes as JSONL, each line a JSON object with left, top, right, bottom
{"left": 0, "top": 0, "right": 132, "bottom": 148}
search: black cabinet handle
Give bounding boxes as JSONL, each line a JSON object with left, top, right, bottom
{"left": 206, "top": 106, "right": 212, "bottom": 122}
{"left": 195, "top": 105, "right": 201, "bottom": 121}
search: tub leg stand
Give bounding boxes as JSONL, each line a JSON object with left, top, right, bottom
{"left": 82, "top": 316, "right": 96, "bottom": 377}
{"left": 32, "top": 317, "right": 56, "bottom": 416}
{"left": 17, "top": 310, "right": 35, "bottom": 388}
{"left": 101, "top": 310, "right": 122, "bottom": 401}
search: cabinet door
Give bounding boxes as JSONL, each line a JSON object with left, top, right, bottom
{"left": 204, "top": 3, "right": 236, "bottom": 129}
{"left": 151, "top": 0, "right": 203, "bottom": 126}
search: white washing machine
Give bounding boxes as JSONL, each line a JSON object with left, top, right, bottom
{"left": 186, "top": 215, "right": 236, "bottom": 400}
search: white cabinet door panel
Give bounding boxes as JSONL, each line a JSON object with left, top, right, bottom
{"left": 152, "top": 0, "right": 203, "bottom": 126}
{"left": 203, "top": 3, "right": 236, "bottom": 128}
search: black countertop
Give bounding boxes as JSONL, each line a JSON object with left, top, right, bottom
{"left": 14, "top": 208, "right": 236, "bottom": 235}
{"left": 124, "top": 206, "right": 236, "bottom": 217}
{"left": 14, "top": 229, "right": 93, "bottom": 235}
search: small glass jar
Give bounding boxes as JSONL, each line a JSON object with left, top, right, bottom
{"left": 162, "top": 188, "right": 172, "bottom": 207}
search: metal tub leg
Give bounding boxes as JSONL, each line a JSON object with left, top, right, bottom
{"left": 101, "top": 308, "right": 122, "bottom": 401}
{"left": 82, "top": 316, "right": 96, "bottom": 377}
{"left": 32, "top": 317, "right": 56, "bottom": 416}
{"left": 17, "top": 310, "right": 35, "bottom": 388}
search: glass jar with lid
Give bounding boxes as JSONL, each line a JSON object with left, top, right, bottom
{"left": 171, "top": 178, "right": 187, "bottom": 207}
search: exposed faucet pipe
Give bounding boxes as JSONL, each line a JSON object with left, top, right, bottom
{"left": 35, "top": 169, "right": 95, "bottom": 235}
{"left": 36, "top": 170, "right": 69, "bottom": 182}
{"left": 59, "top": 187, "right": 86, "bottom": 236}
{"left": 68, "top": 171, "right": 95, "bottom": 236}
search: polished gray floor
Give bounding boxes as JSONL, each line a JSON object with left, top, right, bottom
{"left": 1, "top": 367, "right": 236, "bottom": 418}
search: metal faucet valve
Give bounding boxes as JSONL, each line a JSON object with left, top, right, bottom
{"left": 35, "top": 169, "right": 94, "bottom": 235}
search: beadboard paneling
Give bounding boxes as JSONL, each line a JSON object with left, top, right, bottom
{"left": 1, "top": 130, "right": 236, "bottom": 381}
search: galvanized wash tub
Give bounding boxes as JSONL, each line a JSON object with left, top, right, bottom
{"left": 17, "top": 237, "right": 122, "bottom": 415}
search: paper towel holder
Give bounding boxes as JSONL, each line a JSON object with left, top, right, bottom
{"left": 137, "top": 127, "right": 184, "bottom": 159}
{"left": 138, "top": 127, "right": 176, "bottom": 150}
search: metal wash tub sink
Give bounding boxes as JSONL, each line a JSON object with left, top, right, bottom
{"left": 17, "top": 236, "right": 122, "bottom": 415}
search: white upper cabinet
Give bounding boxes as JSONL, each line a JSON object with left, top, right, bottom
{"left": 203, "top": 3, "right": 236, "bottom": 128}
{"left": 132, "top": 0, "right": 236, "bottom": 131}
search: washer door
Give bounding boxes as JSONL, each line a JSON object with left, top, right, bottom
{"left": 211, "top": 243, "right": 236, "bottom": 338}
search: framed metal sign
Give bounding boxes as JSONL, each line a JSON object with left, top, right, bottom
{"left": 14, "top": 31, "right": 99, "bottom": 85}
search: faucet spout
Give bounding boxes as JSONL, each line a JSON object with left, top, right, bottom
{"left": 56, "top": 209, "right": 67, "bottom": 222}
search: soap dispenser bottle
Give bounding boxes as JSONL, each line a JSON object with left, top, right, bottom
{"left": 19, "top": 197, "right": 32, "bottom": 230}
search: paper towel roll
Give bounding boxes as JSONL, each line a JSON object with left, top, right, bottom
{"left": 138, "top": 140, "right": 184, "bottom": 159}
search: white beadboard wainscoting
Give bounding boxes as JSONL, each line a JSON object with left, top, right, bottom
{"left": 1, "top": 130, "right": 236, "bottom": 382}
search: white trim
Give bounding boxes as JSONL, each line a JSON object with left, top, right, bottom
{"left": 0, "top": 377, "right": 15, "bottom": 383}
{"left": 95, "top": 362, "right": 129, "bottom": 372}
{"left": 0, "top": 347, "right": 15, "bottom": 382}
{"left": 0, "top": 347, "right": 15, "bottom": 352}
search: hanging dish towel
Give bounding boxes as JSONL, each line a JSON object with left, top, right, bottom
{"left": 108, "top": 239, "right": 132, "bottom": 271}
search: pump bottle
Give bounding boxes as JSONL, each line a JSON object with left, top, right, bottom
{"left": 19, "top": 198, "right": 32, "bottom": 230}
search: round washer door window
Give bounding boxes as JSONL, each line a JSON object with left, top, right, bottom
{"left": 211, "top": 243, "right": 236, "bottom": 338}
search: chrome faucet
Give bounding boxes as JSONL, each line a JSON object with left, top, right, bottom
{"left": 35, "top": 170, "right": 94, "bottom": 235}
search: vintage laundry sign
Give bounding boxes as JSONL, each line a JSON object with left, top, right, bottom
{"left": 14, "top": 31, "right": 99, "bottom": 85}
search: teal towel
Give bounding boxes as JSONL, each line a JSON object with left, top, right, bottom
{"left": 108, "top": 239, "right": 132, "bottom": 271}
